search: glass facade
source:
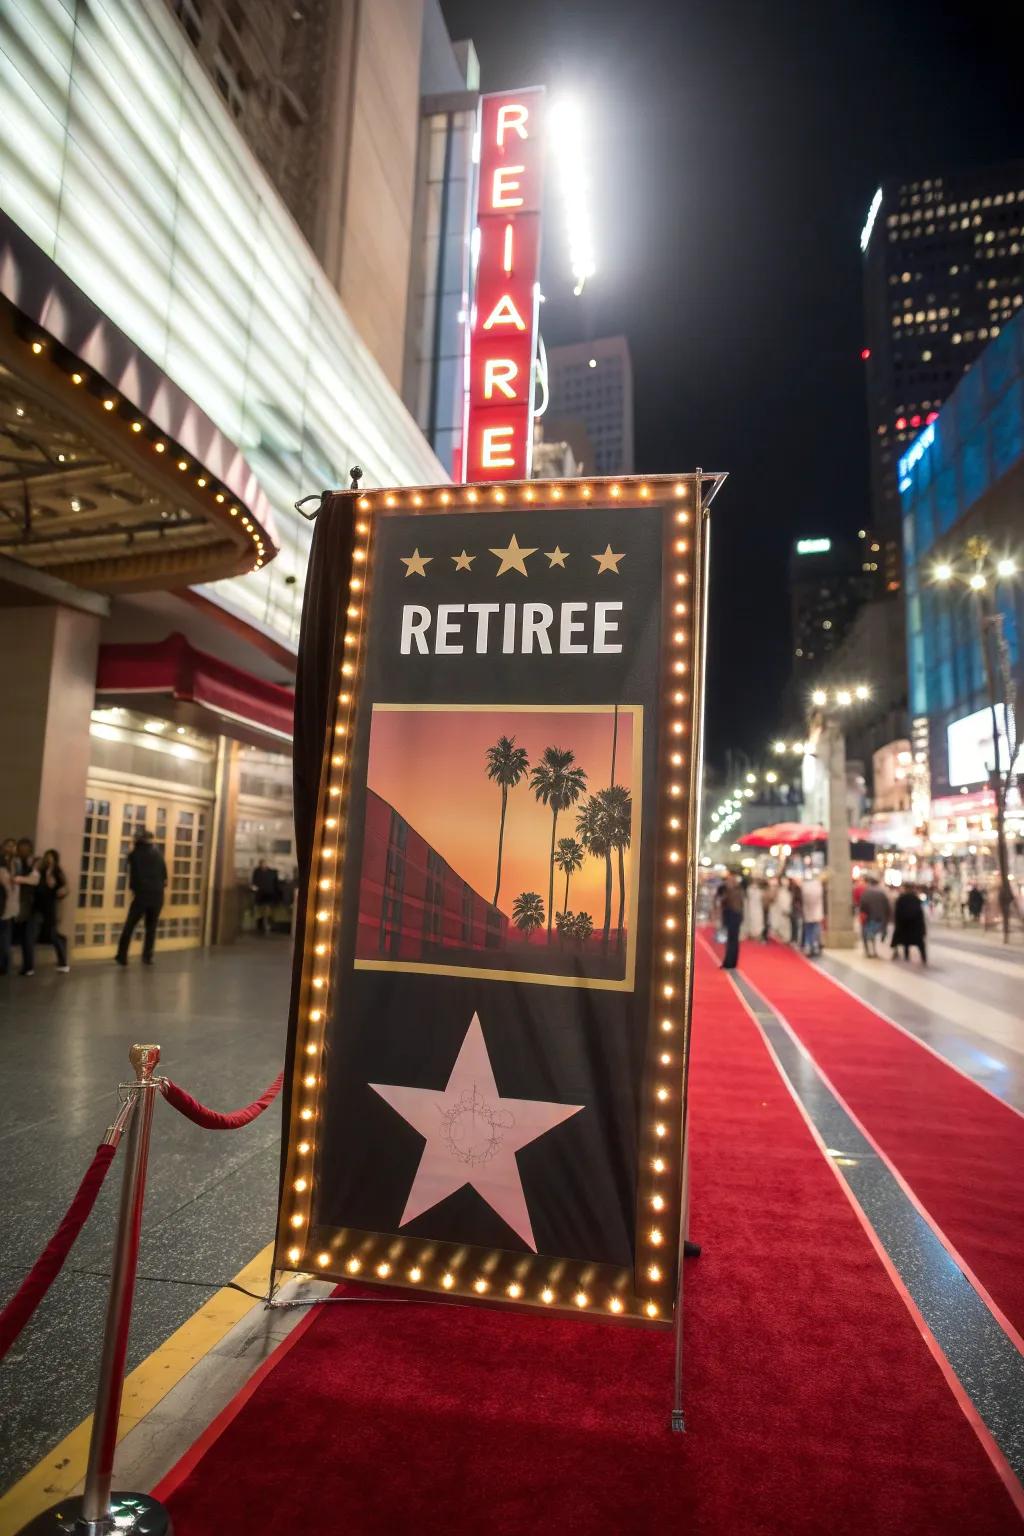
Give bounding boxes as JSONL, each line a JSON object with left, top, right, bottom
{"left": 901, "top": 309, "right": 1024, "bottom": 784}
{"left": 0, "top": 0, "right": 445, "bottom": 644}
{"left": 405, "top": 105, "right": 476, "bottom": 477}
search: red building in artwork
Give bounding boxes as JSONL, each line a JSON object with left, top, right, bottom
{"left": 357, "top": 790, "right": 509, "bottom": 961}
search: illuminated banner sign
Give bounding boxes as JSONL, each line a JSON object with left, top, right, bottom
{"left": 278, "top": 474, "right": 719, "bottom": 1326}
{"left": 795, "top": 538, "right": 831, "bottom": 556}
{"left": 464, "top": 89, "right": 545, "bottom": 483}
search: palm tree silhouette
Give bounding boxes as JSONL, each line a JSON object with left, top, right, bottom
{"left": 530, "top": 747, "right": 587, "bottom": 940}
{"left": 577, "top": 794, "right": 614, "bottom": 952}
{"left": 553, "top": 836, "right": 584, "bottom": 916}
{"left": 512, "top": 891, "right": 545, "bottom": 939}
{"left": 485, "top": 735, "right": 530, "bottom": 908}
{"left": 602, "top": 785, "right": 632, "bottom": 947}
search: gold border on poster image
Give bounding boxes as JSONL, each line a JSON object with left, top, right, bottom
{"left": 355, "top": 703, "right": 643, "bottom": 992}
{"left": 275, "top": 474, "right": 725, "bottom": 1327}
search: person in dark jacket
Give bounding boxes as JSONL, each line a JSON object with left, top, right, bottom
{"left": 891, "top": 884, "right": 927, "bottom": 963}
{"left": 858, "top": 876, "right": 891, "bottom": 958}
{"left": 966, "top": 884, "right": 985, "bottom": 923}
{"left": 34, "top": 849, "right": 70, "bottom": 971}
{"left": 115, "top": 830, "right": 167, "bottom": 966}
{"left": 250, "top": 859, "right": 281, "bottom": 934}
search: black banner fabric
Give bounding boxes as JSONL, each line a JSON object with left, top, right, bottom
{"left": 278, "top": 478, "right": 706, "bottom": 1324}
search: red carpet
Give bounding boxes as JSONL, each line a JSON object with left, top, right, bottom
{"left": 729, "top": 934, "right": 1024, "bottom": 1343}
{"left": 158, "top": 947, "right": 1020, "bottom": 1534}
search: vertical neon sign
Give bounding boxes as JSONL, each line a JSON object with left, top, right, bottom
{"left": 464, "top": 88, "right": 544, "bottom": 483}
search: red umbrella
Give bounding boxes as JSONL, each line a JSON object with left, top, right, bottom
{"left": 738, "top": 823, "right": 866, "bottom": 848}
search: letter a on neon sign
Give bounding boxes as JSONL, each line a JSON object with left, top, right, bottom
{"left": 482, "top": 295, "right": 527, "bottom": 331}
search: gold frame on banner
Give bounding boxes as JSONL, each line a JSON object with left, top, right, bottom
{"left": 276, "top": 472, "right": 724, "bottom": 1332}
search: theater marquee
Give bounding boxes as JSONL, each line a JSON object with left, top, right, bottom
{"left": 277, "top": 474, "right": 721, "bottom": 1326}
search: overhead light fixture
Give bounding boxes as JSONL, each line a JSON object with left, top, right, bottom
{"left": 548, "top": 98, "right": 596, "bottom": 295}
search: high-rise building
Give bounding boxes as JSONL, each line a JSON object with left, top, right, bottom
{"left": 789, "top": 536, "right": 873, "bottom": 675}
{"left": 545, "top": 336, "right": 634, "bottom": 475}
{"left": 860, "top": 162, "right": 1024, "bottom": 588}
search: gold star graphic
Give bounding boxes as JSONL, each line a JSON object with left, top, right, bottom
{"left": 401, "top": 548, "right": 432, "bottom": 577}
{"left": 489, "top": 533, "right": 538, "bottom": 576}
{"left": 592, "top": 544, "right": 625, "bottom": 574}
{"left": 452, "top": 550, "right": 476, "bottom": 571}
{"left": 545, "top": 546, "right": 569, "bottom": 568}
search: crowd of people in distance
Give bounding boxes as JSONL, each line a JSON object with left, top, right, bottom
{"left": 0, "top": 837, "right": 70, "bottom": 976}
{"left": 713, "top": 867, "right": 934, "bottom": 971}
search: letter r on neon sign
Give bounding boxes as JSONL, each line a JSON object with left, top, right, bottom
{"left": 496, "top": 103, "right": 529, "bottom": 146}
{"left": 484, "top": 359, "right": 519, "bottom": 400}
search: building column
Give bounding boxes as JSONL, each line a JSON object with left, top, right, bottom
{"left": 824, "top": 718, "right": 855, "bottom": 948}
{"left": 0, "top": 603, "right": 100, "bottom": 910}
{"left": 205, "top": 737, "right": 241, "bottom": 946}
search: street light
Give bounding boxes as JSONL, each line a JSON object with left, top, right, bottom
{"left": 806, "top": 683, "right": 873, "bottom": 949}
{"left": 773, "top": 739, "right": 786, "bottom": 754}
{"left": 929, "top": 535, "right": 1021, "bottom": 940}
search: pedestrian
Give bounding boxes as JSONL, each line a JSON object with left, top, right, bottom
{"left": 720, "top": 872, "right": 744, "bottom": 970}
{"left": 250, "top": 858, "right": 280, "bottom": 935}
{"left": 11, "top": 836, "right": 40, "bottom": 976}
{"left": 801, "top": 871, "right": 825, "bottom": 957}
{"left": 891, "top": 883, "right": 927, "bottom": 963}
{"left": 788, "top": 876, "right": 803, "bottom": 946}
{"left": 772, "top": 876, "right": 792, "bottom": 941}
{"left": 744, "top": 877, "right": 764, "bottom": 943}
{"left": 0, "top": 839, "right": 18, "bottom": 976}
{"left": 115, "top": 829, "right": 167, "bottom": 967}
{"left": 858, "top": 874, "right": 891, "bottom": 958}
{"left": 34, "top": 850, "right": 70, "bottom": 971}
{"left": 966, "top": 884, "right": 984, "bottom": 924}
{"left": 761, "top": 878, "right": 776, "bottom": 941}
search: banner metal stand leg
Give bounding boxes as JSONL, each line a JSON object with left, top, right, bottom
{"left": 670, "top": 1120, "right": 695, "bottom": 1434}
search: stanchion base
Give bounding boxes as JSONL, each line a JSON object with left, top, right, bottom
{"left": 18, "top": 1492, "right": 171, "bottom": 1535}
{"left": 683, "top": 1239, "right": 702, "bottom": 1258}
{"left": 670, "top": 1408, "right": 686, "bottom": 1434}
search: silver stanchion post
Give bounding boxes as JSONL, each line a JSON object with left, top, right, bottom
{"left": 23, "top": 1044, "right": 171, "bottom": 1535}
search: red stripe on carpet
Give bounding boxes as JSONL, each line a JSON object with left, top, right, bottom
{"left": 729, "top": 933, "right": 1024, "bottom": 1343}
{"left": 158, "top": 948, "right": 1020, "bottom": 1534}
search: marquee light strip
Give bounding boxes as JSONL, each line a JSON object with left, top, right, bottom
{"left": 278, "top": 475, "right": 702, "bottom": 1323}
{"left": 16, "top": 324, "right": 271, "bottom": 570}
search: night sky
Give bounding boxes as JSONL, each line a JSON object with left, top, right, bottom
{"left": 440, "top": 0, "right": 1022, "bottom": 760}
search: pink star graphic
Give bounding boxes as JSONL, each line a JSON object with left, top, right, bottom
{"left": 369, "top": 1012, "right": 583, "bottom": 1251}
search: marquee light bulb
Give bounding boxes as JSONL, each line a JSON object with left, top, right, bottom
{"left": 650, "top": 1228, "right": 664, "bottom": 1245}
{"left": 346, "top": 1257, "right": 361, "bottom": 1274}
{"left": 655, "top": 1123, "right": 667, "bottom": 1138}
{"left": 300, "top": 1108, "right": 313, "bottom": 1121}
{"left": 652, "top": 1194, "right": 665, "bottom": 1211}
{"left": 646, "top": 1301, "right": 659, "bottom": 1318}
{"left": 305, "top": 1043, "right": 317, "bottom": 1056}
{"left": 358, "top": 497, "right": 370, "bottom": 509}
{"left": 574, "top": 1291, "right": 589, "bottom": 1308}
{"left": 652, "top": 1157, "right": 665, "bottom": 1173}
{"left": 608, "top": 1296, "right": 623, "bottom": 1313}
{"left": 581, "top": 485, "right": 592, "bottom": 498}
{"left": 409, "top": 1266, "right": 422, "bottom": 1282}
{"left": 648, "top": 1264, "right": 662, "bottom": 1282}
{"left": 442, "top": 1272, "right": 455, "bottom": 1289}
{"left": 541, "top": 1287, "right": 554, "bottom": 1304}
{"left": 287, "top": 1246, "right": 301, "bottom": 1263}
{"left": 317, "top": 1252, "right": 330, "bottom": 1267}
{"left": 377, "top": 1262, "right": 391, "bottom": 1278}
{"left": 298, "top": 1141, "right": 311, "bottom": 1155}
{"left": 290, "top": 1213, "right": 303, "bottom": 1228}
{"left": 473, "top": 1278, "right": 489, "bottom": 1293}
{"left": 969, "top": 572, "right": 986, "bottom": 591}
{"left": 440, "top": 491, "right": 451, "bottom": 504}
{"left": 293, "top": 1177, "right": 307, "bottom": 1192}
{"left": 507, "top": 1282, "right": 523, "bottom": 1299}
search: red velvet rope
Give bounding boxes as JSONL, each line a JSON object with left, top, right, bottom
{"left": 160, "top": 1071, "right": 284, "bottom": 1130}
{"left": 0, "top": 1142, "right": 117, "bottom": 1362}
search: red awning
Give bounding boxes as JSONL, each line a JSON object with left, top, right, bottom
{"left": 96, "top": 632, "right": 294, "bottom": 745}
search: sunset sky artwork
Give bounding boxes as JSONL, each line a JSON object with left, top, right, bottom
{"left": 365, "top": 705, "right": 639, "bottom": 927}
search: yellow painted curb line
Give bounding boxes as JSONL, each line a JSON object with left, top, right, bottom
{"left": 0, "top": 1243, "right": 276, "bottom": 1536}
